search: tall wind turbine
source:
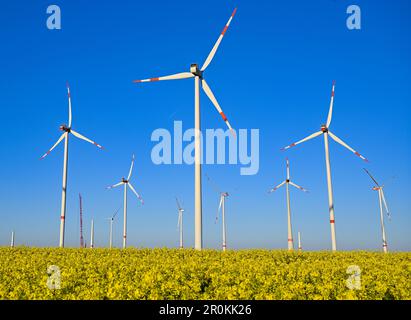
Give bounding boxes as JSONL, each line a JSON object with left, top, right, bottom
{"left": 298, "top": 231, "right": 302, "bottom": 252}
{"left": 133, "top": 8, "right": 238, "bottom": 250}
{"left": 176, "top": 198, "right": 185, "bottom": 249}
{"left": 40, "top": 83, "right": 104, "bottom": 248}
{"left": 106, "top": 207, "right": 121, "bottom": 249}
{"left": 281, "top": 81, "right": 368, "bottom": 251}
{"left": 363, "top": 168, "right": 391, "bottom": 253}
{"left": 269, "top": 158, "right": 308, "bottom": 251}
{"left": 107, "top": 154, "right": 144, "bottom": 249}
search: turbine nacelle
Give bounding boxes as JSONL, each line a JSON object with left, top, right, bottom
{"left": 190, "top": 63, "right": 203, "bottom": 78}
{"left": 222, "top": 192, "right": 229, "bottom": 197}
{"left": 59, "top": 125, "right": 70, "bottom": 132}
{"left": 320, "top": 125, "right": 328, "bottom": 133}
{"left": 122, "top": 177, "right": 128, "bottom": 183}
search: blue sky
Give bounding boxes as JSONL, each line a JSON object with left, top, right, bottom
{"left": 0, "top": 0, "right": 410, "bottom": 250}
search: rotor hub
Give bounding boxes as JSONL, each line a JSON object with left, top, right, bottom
{"left": 60, "top": 125, "right": 70, "bottom": 132}
{"left": 190, "top": 63, "right": 203, "bottom": 78}
{"left": 320, "top": 125, "right": 328, "bottom": 133}
{"left": 122, "top": 178, "right": 128, "bottom": 183}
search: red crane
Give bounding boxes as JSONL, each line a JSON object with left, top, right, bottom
{"left": 79, "top": 193, "right": 84, "bottom": 248}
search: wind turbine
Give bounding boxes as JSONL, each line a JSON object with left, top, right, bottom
{"left": 206, "top": 174, "right": 230, "bottom": 251}
{"left": 298, "top": 231, "right": 302, "bottom": 252}
{"left": 281, "top": 81, "right": 368, "bottom": 251}
{"left": 176, "top": 198, "right": 185, "bottom": 249}
{"left": 107, "top": 154, "right": 144, "bottom": 249}
{"left": 269, "top": 158, "right": 308, "bottom": 251}
{"left": 10, "top": 230, "right": 15, "bottom": 248}
{"left": 363, "top": 168, "right": 391, "bottom": 253}
{"left": 133, "top": 8, "right": 238, "bottom": 250}
{"left": 106, "top": 207, "right": 121, "bottom": 249}
{"left": 90, "top": 219, "right": 94, "bottom": 249}
{"left": 40, "top": 83, "right": 104, "bottom": 248}
{"left": 216, "top": 192, "right": 229, "bottom": 252}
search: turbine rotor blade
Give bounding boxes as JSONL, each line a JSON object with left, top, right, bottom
{"left": 201, "top": 79, "right": 234, "bottom": 135}
{"left": 281, "top": 131, "right": 323, "bottom": 151}
{"left": 107, "top": 182, "right": 124, "bottom": 189}
{"left": 40, "top": 132, "right": 66, "bottom": 159}
{"left": 328, "top": 131, "right": 368, "bottom": 162}
{"left": 326, "top": 80, "right": 336, "bottom": 127}
{"left": 286, "top": 158, "right": 290, "bottom": 179}
{"left": 67, "top": 82, "right": 72, "bottom": 128}
{"left": 112, "top": 206, "right": 121, "bottom": 219}
{"left": 70, "top": 129, "right": 104, "bottom": 149}
{"left": 269, "top": 181, "right": 286, "bottom": 193}
{"left": 128, "top": 182, "right": 144, "bottom": 204}
{"left": 289, "top": 181, "right": 309, "bottom": 193}
{"left": 176, "top": 197, "right": 182, "bottom": 211}
{"left": 201, "top": 8, "right": 237, "bottom": 71}
{"left": 127, "top": 154, "right": 135, "bottom": 181}
{"left": 363, "top": 168, "right": 380, "bottom": 187}
{"left": 133, "top": 72, "right": 194, "bottom": 83}
{"left": 381, "top": 189, "right": 391, "bottom": 220}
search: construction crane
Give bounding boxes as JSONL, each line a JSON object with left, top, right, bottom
{"left": 79, "top": 193, "right": 85, "bottom": 248}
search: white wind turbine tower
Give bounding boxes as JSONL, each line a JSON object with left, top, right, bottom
{"left": 10, "top": 230, "right": 15, "bottom": 248}
{"left": 133, "top": 8, "right": 238, "bottom": 250}
{"left": 40, "top": 83, "right": 104, "bottom": 248}
{"left": 281, "top": 81, "right": 368, "bottom": 251}
{"left": 107, "top": 154, "right": 144, "bottom": 249}
{"left": 298, "top": 231, "right": 302, "bottom": 252}
{"left": 269, "top": 158, "right": 308, "bottom": 251}
{"left": 175, "top": 198, "right": 185, "bottom": 249}
{"left": 106, "top": 207, "right": 121, "bottom": 249}
{"left": 363, "top": 168, "right": 391, "bottom": 253}
{"left": 90, "top": 219, "right": 94, "bottom": 249}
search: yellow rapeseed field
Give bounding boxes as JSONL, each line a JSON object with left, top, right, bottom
{"left": 0, "top": 248, "right": 409, "bottom": 300}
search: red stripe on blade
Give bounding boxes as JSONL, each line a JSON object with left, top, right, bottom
{"left": 232, "top": 8, "right": 237, "bottom": 17}
{"left": 60, "top": 216, "right": 65, "bottom": 220}
{"left": 330, "top": 219, "right": 335, "bottom": 224}
{"left": 221, "top": 26, "right": 228, "bottom": 35}
{"left": 220, "top": 112, "right": 228, "bottom": 121}
{"left": 150, "top": 78, "right": 159, "bottom": 82}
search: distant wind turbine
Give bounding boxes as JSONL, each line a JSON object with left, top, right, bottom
{"left": 90, "top": 219, "right": 94, "bottom": 249}
{"left": 298, "top": 231, "right": 302, "bottom": 252}
{"left": 281, "top": 81, "right": 368, "bottom": 251}
{"left": 10, "top": 230, "right": 15, "bottom": 248}
{"left": 40, "top": 83, "right": 103, "bottom": 248}
{"left": 206, "top": 174, "right": 230, "bottom": 251}
{"left": 364, "top": 168, "right": 391, "bottom": 253}
{"left": 269, "top": 158, "right": 308, "bottom": 251}
{"left": 175, "top": 198, "right": 185, "bottom": 249}
{"left": 106, "top": 207, "right": 121, "bottom": 249}
{"left": 107, "top": 154, "right": 144, "bottom": 249}
{"left": 133, "top": 8, "right": 238, "bottom": 250}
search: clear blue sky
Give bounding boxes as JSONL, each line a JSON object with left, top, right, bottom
{"left": 0, "top": 0, "right": 410, "bottom": 250}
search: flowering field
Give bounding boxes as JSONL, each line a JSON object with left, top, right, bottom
{"left": 0, "top": 248, "right": 409, "bottom": 300}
